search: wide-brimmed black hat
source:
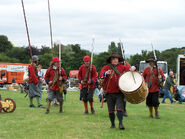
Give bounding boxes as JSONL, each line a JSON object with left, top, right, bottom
{"left": 107, "top": 53, "right": 124, "bottom": 63}
{"left": 146, "top": 56, "right": 157, "bottom": 63}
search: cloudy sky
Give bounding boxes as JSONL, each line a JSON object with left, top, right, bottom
{"left": 1, "top": 0, "right": 185, "bottom": 55}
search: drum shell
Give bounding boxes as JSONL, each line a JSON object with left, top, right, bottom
{"left": 119, "top": 72, "right": 148, "bottom": 104}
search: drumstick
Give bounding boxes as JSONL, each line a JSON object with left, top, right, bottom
{"left": 131, "top": 72, "right": 136, "bottom": 84}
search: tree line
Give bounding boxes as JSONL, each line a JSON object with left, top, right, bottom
{"left": 0, "top": 35, "right": 185, "bottom": 75}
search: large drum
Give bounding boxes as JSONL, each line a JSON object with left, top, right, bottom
{"left": 118, "top": 71, "right": 148, "bottom": 104}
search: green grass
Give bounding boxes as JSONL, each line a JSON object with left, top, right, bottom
{"left": 0, "top": 90, "right": 185, "bottom": 139}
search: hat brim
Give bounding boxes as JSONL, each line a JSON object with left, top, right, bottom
{"left": 107, "top": 56, "right": 124, "bottom": 63}
{"left": 146, "top": 59, "right": 156, "bottom": 63}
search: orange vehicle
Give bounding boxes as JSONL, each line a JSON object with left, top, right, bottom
{"left": 0, "top": 63, "right": 29, "bottom": 86}
{"left": 69, "top": 70, "right": 79, "bottom": 78}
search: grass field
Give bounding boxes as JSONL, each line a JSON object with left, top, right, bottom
{"left": 0, "top": 90, "right": 185, "bottom": 139}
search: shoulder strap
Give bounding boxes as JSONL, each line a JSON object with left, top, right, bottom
{"left": 52, "top": 70, "right": 59, "bottom": 86}
{"left": 109, "top": 64, "right": 121, "bottom": 76}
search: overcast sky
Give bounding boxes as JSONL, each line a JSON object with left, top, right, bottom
{"left": 1, "top": 0, "right": 185, "bottom": 55}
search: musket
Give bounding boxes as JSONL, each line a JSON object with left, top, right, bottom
{"left": 58, "top": 43, "right": 64, "bottom": 91}
{"left": 58, "top": 43, "right": 66, "bottom": 100}
{"left": 119, "top": 39, "right": 136, "bottom": 84}
{"left": 21, "top": 0, "right": 33, "bottom": 62}
{"left": 88, "top": 38, "right": 95, "bottom": 83}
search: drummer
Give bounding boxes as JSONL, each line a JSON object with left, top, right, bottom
{"left": 99, "top": 53, "right": 135, "bottom": 130}
{"left": 142, "top": 56, "right": 165, "bottom": 119}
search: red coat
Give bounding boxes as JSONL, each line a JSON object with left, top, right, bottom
{"left": 78, "top": 64, "right": 97, "bottom": 89}
{"left": 99, "top": 62, "right": 130, "bottom": 94}
{"left": 28, "top": 64, "right": 39, "bottom": 85}
{"left": 44, "top": 66, "right": 67, "bottom": 91}
{"left": 142, "top": 66, "right": 165, "bottom": 93}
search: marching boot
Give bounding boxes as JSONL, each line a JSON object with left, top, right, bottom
{"left": 149, "top": 107, "right": 153, "bottom": 118}
{"left": 59, "top": 102, "right": 63, "bottom": 113}
{"left": 109, "top": 113, "right": 115, "bottom": 128}
{"left": 117, "top": 111, "right": 125, "bottom": 130}
{"left": 45, "top": 101, "right": 51, "bottom": 114}
{"left": 154, "top": 107, "right": 160, "bottom": 119}
{"left": 36, "top": 96, "right": 44, "bottom": 108}
{"left": 84, "top": 102, "right": 88, "bottom": 114}
{"left": 89, "top": 102, "right": 95, "bottom": 114}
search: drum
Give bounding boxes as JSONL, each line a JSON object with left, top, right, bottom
{"left": 118, "top": 71, "right": 148, "bottom": 104}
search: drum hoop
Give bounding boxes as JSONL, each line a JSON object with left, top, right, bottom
{"left": 119, "top": 71, "right": 145, "bottom": 93}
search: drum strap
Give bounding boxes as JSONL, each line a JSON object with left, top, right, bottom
{"left": 109, "top": 64, "right": 121, "bottom": 76}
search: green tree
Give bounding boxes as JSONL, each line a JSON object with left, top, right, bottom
{"left": 94, "top": 52, "right": 110, "bottom": 73}
{"left": 0, "top": 35, "right": 13, "bottom": 53}
{"left": 6, "top": 47, "right": 29, "bottom": 63}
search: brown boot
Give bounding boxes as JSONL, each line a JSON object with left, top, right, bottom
{"left": 59, "top": 102, "right": 63, "bottom": 113}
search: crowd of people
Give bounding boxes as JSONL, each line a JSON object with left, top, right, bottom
{"left": 27, "top": 53, "right": 183, "bottom": 130}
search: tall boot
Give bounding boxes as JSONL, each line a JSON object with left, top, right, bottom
{"left": 109, "top": 113, "right": 115, "bottom": 128}
{"left": 149, "top": 107, "right": 153, "bottom": 118}
{"left": 154, "top": 107, "right": 160, "bottom": 119}
{"left": 89, "top": 102, "right": 95, "bottom": 114}
{"left": 45, "top": 101, "right": 51, "bottom": 114}
{"left": 59, "top": 102, "right": 63, "bottom": 113}
{"left": 83, "top": 102, "right": 88, "bottom": 114}
{"left": 29, "top": 97, "right": 35, "bottom": 107}
{"left": 117, "top": 111, "right": 125, "bottom": 130}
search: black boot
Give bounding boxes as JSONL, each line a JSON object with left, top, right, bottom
{"left": 109, "top": 113, "right": 115, "bottom": 128}
{"left": 59, "top": 102, "right": 63, "bottom": 113}
{"left": 117, "top": 111, "right": 125, "bottom": 130}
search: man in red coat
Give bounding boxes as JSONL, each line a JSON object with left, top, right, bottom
{"left": 99, "top": 53, "right": 134, "bottom": 130}
{"left": 28, "top": 55, "right": 44, "bottom": 108}
{"left": 44, "top": 57, "right": 67, "bottom": 114}
{"left": 78, "top": 56, "right": 97, "bottom": 114}
{"left": 142, "top": 57, "right": 165, "bottom": 119}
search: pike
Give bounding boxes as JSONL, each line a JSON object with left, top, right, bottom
{"left": 47, "top": 0, "right": 54, "bottom": 57}
{"left": 119, "top": 39, "right": 136, "bottom": 84}
{"left": 21, "top": 0, "right": 33, "bottom": 62}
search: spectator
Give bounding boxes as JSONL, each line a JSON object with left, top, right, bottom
{"left": 37, "top": 65, "right": 44, "bottom": 99}
{"left": 161, "top": 71, "right": 175, "bottom": 104}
